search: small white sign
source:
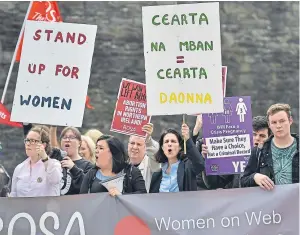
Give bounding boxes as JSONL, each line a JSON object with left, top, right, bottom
{"left": 101, "top": 174, "right": 125, "bottom": 193}
{"left": 142, "top": 2, "right": 224, "bottom": 115}
{"left": 206, "top": 134, "right": 252, "bottom": 159}
{"left": 11, "top": 20, "right": 97, "bottom": 127}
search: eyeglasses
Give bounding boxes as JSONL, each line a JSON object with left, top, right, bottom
{"left": 24, "top": 139, "right": 41, "bottom": 145}
{"left": 62, "top": 136, "right": 78, "bottom": 141}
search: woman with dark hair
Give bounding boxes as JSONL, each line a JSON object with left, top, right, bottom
{"left": 10, "top": 127, "right": 62, "bottom": 197}
{"left": 149, "top": 124, "right": 205, "bottom": 193}
{"left": 80, "top": 135, "right": 147, "bottom": 196}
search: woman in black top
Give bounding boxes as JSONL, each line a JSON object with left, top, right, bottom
{"left": 149, "top": 124, "right": 205, "bottom": 193}
{"left": 80, "top": 135, "right": 147, "bottom": 196}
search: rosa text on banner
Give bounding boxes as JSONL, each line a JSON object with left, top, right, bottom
{"left": 0, "top": 184, "right": 298, "bottom": 235}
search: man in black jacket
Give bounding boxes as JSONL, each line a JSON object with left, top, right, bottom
{"left": 241, "top": 103, "right": 299, "bottom": 190}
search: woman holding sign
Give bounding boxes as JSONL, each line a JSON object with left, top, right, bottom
{"left": 80, "top": 135, "right": 147, "bottom": 196}
{"left": 10, "top": 127, "right": 62, "bottom": 197}
{"left": 149, "top": 124, "right": 205, "bottom": 193}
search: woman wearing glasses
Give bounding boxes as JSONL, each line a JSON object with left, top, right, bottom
{"left": 59, "top": 127, "right": 94, "bottom": 195}
{"left": 10, "top": 127, "right": 62, "bottom": 197}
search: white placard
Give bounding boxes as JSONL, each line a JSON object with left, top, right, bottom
{"left": 205, "top": 134, "right": 252, "bottom": 159}
{"left": 10, "top": 20, "right": 97, "bottom": 127}
{"left": 142, "top": 2, "right": 224, "bottom": 115}
{"left": 101, "top": 174, "right": 125, "bottom": 193}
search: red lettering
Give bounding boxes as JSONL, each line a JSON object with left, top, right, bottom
{"left": 71, "top": 67, "right": 79, "bottom": 79}
{"left": 35, "top": 31, "right": 87, "bottom": 45}
{"left": 33, "top": 29, "right": 42, "bottom": 41}
{"left": 28, "top": 64, "right": 36, "bottom": 73}
{"left": 78, "top": 33, "right": 86, "bottom": 45}
{"left": 55, "top": 65, "right": 79, "bottom": 79}
{"left": 66, "top": 32, "right": 75, "bottom": 43}
{"left": 55, "top": 64, "right": 63, "bottom": 76}
{"left": 45, "top": 29, "right": 53, "bottom": 41}
{"left": 62, "top": 66, "right": 71, "bottom": 77}
{"left": 28, "top": 63, "right": 45, "bottom": 74}
{"left": 38, "top": 64, "right": 46, "bottom": 74}
{"left": 54, "top": 31, "right": 64, "bottom": 43}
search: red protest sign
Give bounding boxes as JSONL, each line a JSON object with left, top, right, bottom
{"left": 110, "top": 78, "right": 151, "bottom": 137}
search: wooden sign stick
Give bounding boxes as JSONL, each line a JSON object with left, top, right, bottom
{"left": 183, "top": 114, "right": 186, "bottom": 154}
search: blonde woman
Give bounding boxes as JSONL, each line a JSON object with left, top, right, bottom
{"left": 84, "top": 129, "right": 103, "bottom": 144}
{"left": 80, "top": 136, "right": 96, "bottom": 164}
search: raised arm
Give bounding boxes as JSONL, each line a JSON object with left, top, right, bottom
{"left": 192, "top": 114, "right": 203, "bottom": 144}
{"left": 143, "top": 123, "right": 161, "bottom": 172}
{"left": 50, "top": 126, "right": 60, "bottom": 148}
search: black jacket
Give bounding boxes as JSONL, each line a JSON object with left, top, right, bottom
{"left": 80, "top": 163, "right": 147, "bottom": 194}
{"left": 62, "top": 159, "right": 94, "bottom": 195}
{"left": 241, "top": 134, "right": 299, "bottom": 187}
{"left": 149, "top": 138, "right": 205, "bottom": 193}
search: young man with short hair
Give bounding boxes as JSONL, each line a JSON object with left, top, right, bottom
{"left": 241, "top": 103, "right": 299, "bottom": 190}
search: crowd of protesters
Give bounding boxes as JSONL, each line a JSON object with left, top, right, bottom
{"left": 0, "top": 103, "right": 298, "bottom": 198}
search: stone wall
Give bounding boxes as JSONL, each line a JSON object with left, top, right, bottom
{"left": 0, "top": 1, "right": 298, "bottom": 175}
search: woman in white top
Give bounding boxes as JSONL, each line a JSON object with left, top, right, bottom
{"left": 10, "top": 126, "right": 62, "bottom": 197}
